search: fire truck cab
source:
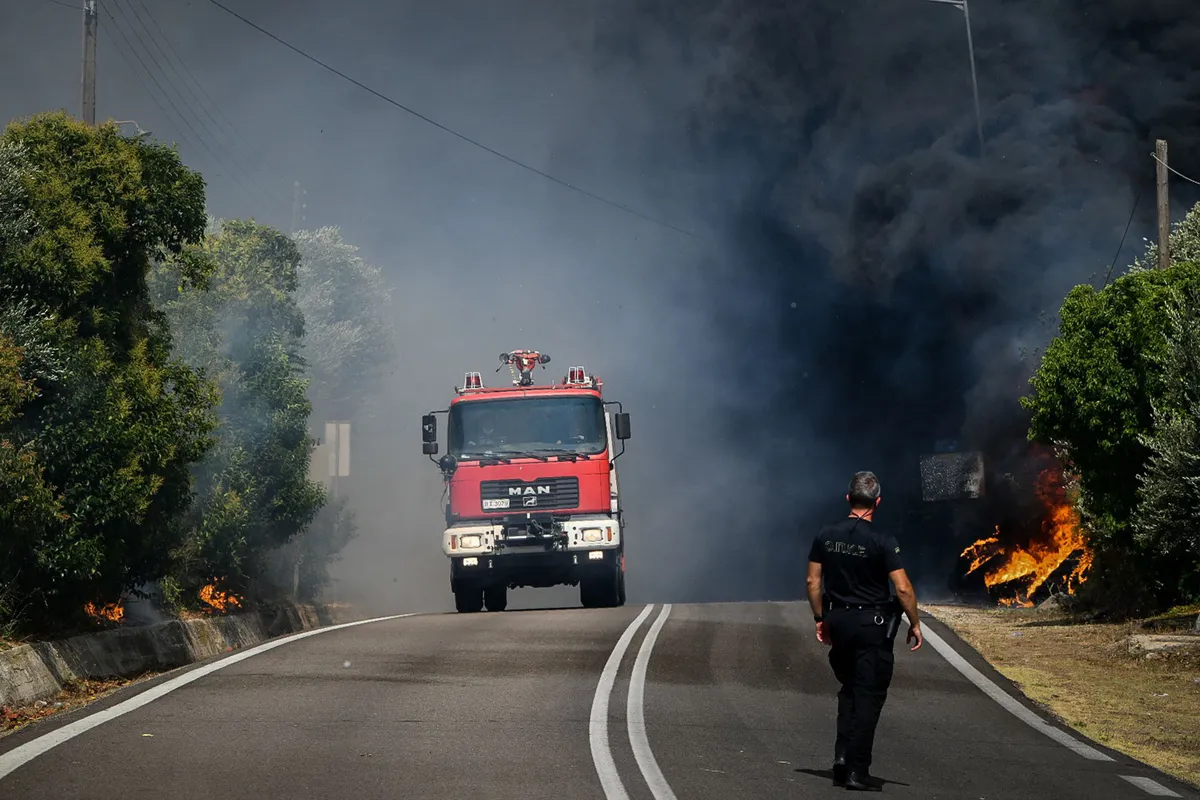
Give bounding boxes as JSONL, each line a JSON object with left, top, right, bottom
{"left": 420, "top": 350, "right": 631, "bottom": 613}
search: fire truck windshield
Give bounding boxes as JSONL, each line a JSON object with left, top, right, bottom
{"left": 449, "top": 396, "right": 607, "bottom": 458}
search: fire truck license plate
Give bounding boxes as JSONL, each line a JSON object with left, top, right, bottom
{"left": 482, "top": 498, "right": 510, "bottom": 510}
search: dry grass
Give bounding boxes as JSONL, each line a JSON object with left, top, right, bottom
{"left": 0, "top": 674, "right": 150, "bottom": 737}
{"left": 925, "top": 603, "right": 1200, "bottom": 789}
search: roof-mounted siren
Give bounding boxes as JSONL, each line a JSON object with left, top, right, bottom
{"left": 566, "top": 366, "right": 589, "bottom": 385}
{"left": 462, "top": 371, "right": 483, "bottom": 391}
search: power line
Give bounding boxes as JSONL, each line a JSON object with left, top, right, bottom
{"left": 1151, "top": 151, "right": 1200, "bottom": 188}
{"left": 1101, "top": 186, "right": 1141, "bottom": 288}
{"left": 24, "top": 0, "right": 81, "bottom": 11}
{"left": 107, "top": 0, "right": 280, "bottom": 211}
{"left": 120, "top": 0, "right": 288, "bottom": 192}
{"left": 201, "top": 0, "right": 695, "bottom": 238}
{"left": 128, "top": 0, "right": 286, "bottom": 182}
{"left": 101, "top": 11, "right": 188, "bottom": 142}
{"left": 109, "top": 0, "right": 269, "bottom": 205}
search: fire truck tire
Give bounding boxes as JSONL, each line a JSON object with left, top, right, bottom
{"left": 617, "top": 571, "right": 626, "bottom": 606}
{"left": 454, "top": 584, "right": 484, "bottom": 613}
{"left": 484, "top": 584, "right": 508, "bottom": 612}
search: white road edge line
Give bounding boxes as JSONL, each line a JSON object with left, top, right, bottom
{"left": 0, "top": 612, "right": 417, "bottom": 782}
{"left": 590, "top": 603, "right": 655, "bottom": 800}
{"left": 1120, "top": 775, "right": 1183, "bottom": 797}
{"left": 627, "top": 603, "right": 678, "bottom": 800}
{"left": 921, "top": 622, "right": 1114, "bottom": 761}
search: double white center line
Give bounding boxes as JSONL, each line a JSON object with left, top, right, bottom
{"left": 589, "top": 603, "right": 678, "bottom": 800}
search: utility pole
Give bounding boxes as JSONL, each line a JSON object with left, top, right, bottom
{"left": 923, "top": 0, "right": 984, "bottom": 159}
{"left": 81, "top": 0, "right": 97, "bottom": 126}
{"left": 962, "top": 0, "right": 984, "bottom": 159}
{"left": 1156, "top": 139, "right": 1170, "bottom": 270}
{"left": 291, "top": 181, "right": 306, "bottom": 234}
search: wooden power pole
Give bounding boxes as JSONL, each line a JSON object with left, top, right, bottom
{"left": 1156, "top": 139, "right": 1170, "bottom": 270}
{"left": 291, "top": 181, "right": 306, "bottom": 234}
{"left": 81, "top": 0, "right": 97, "bottom": 126}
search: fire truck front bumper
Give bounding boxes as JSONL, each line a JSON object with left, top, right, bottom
{"left": 443, "top": 516, "right": 621, "bottom": 587}
{"left": 442, "top": 515, "right": 621, "bottom": 557}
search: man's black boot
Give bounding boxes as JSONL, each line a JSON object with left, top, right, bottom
{"left": 832, "top": 757, "right": 847, "bottom": 786}
{"left": 844, "top": 771, "right": 881, "bottom": 791}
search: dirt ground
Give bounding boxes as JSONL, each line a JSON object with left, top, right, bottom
{"left": 925, "top": 602, "right": 1200, "bottom": 789}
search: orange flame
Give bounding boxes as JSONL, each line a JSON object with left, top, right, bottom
{"left": 199, "top": 583, "right": 242, "bottom": 613}
{"left": 961, "top": 468, "right": 1094, "bottom": 606}
{"left": 83, "top": 601, "right": 125, "bottom": 623}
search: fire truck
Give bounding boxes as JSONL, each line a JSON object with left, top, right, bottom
{"left": 420, "top": 350, "right": 632, "bottom": 613}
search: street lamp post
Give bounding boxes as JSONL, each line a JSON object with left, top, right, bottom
{"left": 924, "top": 0, "right": 984, "bottom": 158}
{"left": 112, "top": 120, "right": 150, "bottom": 138}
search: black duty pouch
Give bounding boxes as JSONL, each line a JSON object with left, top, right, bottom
{"left": 884, "top": 598, "right": 903, "bottom": 641}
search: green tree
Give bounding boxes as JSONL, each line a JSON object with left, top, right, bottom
{"left": 262, "top": 227, "right": 394, "bottom": 601}
{"left": 0, "top": 113, "right": 217, "bottom": 630}
{"left": 1131, "top": 283, "right": 1200, "bottom": 604}
{"left": 152, "top": 218, "right": 325, "bottom": 603}
{"left": 292, "top": 226, "right": 394, "bottom": 420}
{"left": 0, "top": 329, "right": 65, "bottom": 636}
{"left": 1022, "top": 202, "right": 1200, "bottom": 613}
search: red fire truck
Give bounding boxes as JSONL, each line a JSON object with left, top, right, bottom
{"left": 420, "top": 350, "right": 632, "bottom": 613}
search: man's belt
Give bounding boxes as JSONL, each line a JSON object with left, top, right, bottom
{"left": 826, "top": 600, "right": 894, "bottom": 612}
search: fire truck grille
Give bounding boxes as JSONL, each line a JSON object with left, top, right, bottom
{"left": 480, "top": 476, "right": 580, "bottom": 512}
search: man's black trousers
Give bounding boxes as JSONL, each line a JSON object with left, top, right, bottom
{"left": 826, "top": 607, "right": 897, "bottom": 773}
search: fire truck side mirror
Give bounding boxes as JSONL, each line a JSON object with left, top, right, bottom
{"left": 421, "top": 414, "right": 437, "bottom": 445}
{"left": 423, "top": 441, "right": 439, "bottom": 455}
{"left": 614, "top": 412, "right": 631, "bottom": 440}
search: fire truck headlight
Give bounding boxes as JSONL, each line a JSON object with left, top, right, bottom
{"left": 459, "top": 534, "right": 483, "bottom": 549}
{"left": 581, "top": 528, "right": 603, "bottom": 543}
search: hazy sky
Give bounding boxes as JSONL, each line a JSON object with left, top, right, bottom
{"left": 3, "top": 0, "right": 1198, "bottom": 609}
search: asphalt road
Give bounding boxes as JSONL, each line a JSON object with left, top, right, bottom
{"left": 0, "top": 601, "right": 1194, "bottom": 799}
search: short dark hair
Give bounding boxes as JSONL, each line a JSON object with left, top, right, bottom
{"left": 848, "top": 471, "right": 881, "bottom": 509}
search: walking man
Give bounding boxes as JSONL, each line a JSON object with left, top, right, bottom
{"left": 806, "top": 470, "right": 923, "bottom": 791}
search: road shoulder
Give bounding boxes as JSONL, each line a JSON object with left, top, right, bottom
{"left": 0, "top": 602, "right": 362, "bottom": 738}
{"left": 922, "top": 603, "right": 1200, "bottom": 797}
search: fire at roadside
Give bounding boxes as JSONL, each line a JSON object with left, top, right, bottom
{"left": 82, "top": 582, "right": 244, "bottom": 627}
{"left": 82, "top": 601, "right": 124, "bottom": 624}
{"left": 197, "top": 583, "right": 241, "bottom": 614}
{"left": 957, "top": 451, "right": 1094, "bottom": 608}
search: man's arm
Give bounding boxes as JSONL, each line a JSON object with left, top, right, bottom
{"left": 806, "top": 560, "right": 830, "bottom": 645}
{"left": 806, "top": 560, "right": 823, "bottom": 617}
{"left": 888, "top": 567, "right": 923, "bottom": 651}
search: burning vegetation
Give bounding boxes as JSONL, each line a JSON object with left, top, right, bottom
{"left": 960, "top": 464, "right": 1094, "bottom": 607}
{"left": 83, "top": 601, "right": 124, "bottom": 624}
{"left": 198, "top": 583, "right": 242, "bottom": 614}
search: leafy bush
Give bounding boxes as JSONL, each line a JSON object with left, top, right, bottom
{"left": 1023, "top": 203, "right": 1200, "bottom": 614}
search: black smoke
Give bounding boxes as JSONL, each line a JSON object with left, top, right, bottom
{"left": 5, "top": 0, "right": 1197, "bottom": 609}
{"left": 582, "top": 0, "right": 1200, "bottom": 599}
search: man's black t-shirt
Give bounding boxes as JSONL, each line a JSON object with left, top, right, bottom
{"left": 808, "top": 516, "right": 904, "bottom": 606}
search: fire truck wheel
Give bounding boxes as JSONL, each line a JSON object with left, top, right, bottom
{"left": 454, "top": 584, "right": 484, "bottom": 613}
{"left": 484, "top": 584, "right": 508, "bottom": 612}
{"left": 616, "top": 571, "right": 626, "bottom": 606}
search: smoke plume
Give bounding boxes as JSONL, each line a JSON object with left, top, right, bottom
{"left": 3, "top": 0, "right": 1199, "bottom": 609}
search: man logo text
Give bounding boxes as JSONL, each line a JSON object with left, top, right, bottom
{"left": 509, "top": 486, "right": 552, "bottom": 496}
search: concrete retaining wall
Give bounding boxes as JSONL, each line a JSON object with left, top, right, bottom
{"left": 0, "top": 603, "right": 359, "bottom": 709}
